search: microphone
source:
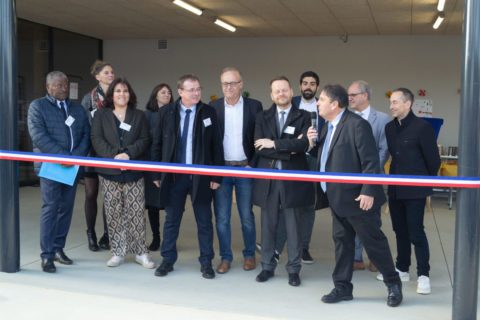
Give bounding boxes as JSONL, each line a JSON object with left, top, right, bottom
{"left": 310, "top": 112, "right": 318, "bottom": 145}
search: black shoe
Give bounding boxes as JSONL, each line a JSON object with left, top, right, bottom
{"left": 256, "top": 270, "right": 274, "bottom": 282}
{"left": 86, "top": 230, "right": 99, "bottom": 252}
{"left": 154, "top": 261, "right": 174, "bottom": 277}
{"left": 301, "top": 248, "right": 314, "bottom": 264}
{"left": 387, "top": 283, "right": 403, "bottom": 307}
{"left": 98, "top": 233, "right": 110, "bottom": 250}
{"left": 41, "top": 258, "right": 56, "bottom": 273}
{"left": 54, "top": 250, "right": 73, "bottom": 265}
{"left": 288, "top": 273, "right": 301, "bottom": 286}
{"left": 321, "top": 287, "right": 353, "bottom": 303}
{"left": 148, "top": 235, "right": 161, "bottom": 251}
{"left": 201, "top": 264, "right": 215, "bottom": 279}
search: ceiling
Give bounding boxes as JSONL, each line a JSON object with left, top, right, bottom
{"left": 16, "top": 0, "right": 463, "bottom": 39}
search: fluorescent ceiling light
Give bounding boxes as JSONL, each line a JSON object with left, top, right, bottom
{"left": 433, "top": 12, "right": 445, "bottom": 29}
{"left": 173, "top": 0, "right": 202, "bottom": 16}
{"left": 214, "top": 19, "right": 236, "bottom": 32}
{"left": 437, "top": 0, "right": 446, "bottom": 12}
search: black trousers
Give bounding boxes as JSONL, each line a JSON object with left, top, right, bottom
{"left": 389, "top": 197, "right": 430, "bottom": 277}
{"left": 331, "top": 207, "right": 400, "bottom": 291}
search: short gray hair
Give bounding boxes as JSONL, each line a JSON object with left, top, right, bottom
{"left": 46, "top": 71, "right": 68, "bottom": 85}
{"left": 351, "top": 80, "right": 371, "bottom": 100}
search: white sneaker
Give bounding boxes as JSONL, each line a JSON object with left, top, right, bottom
{"left": 417, "top": 275, "right": 431, "bottom": 294}
{"left": 376, "top": 268, "right": 410, "bottom": 282}
{"left": 107, "top": 255, "right": 124, "bottom": 267}
{"left": 135, "top": 253, "right": 155, "bottom": 269}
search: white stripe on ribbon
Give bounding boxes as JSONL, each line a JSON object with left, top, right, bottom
{"left": 1, "top": 150, "right": 479, "bottom": 188}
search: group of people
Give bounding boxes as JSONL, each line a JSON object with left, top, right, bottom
{"left": 27, "top": 62, "right": 441, "bottom": 308}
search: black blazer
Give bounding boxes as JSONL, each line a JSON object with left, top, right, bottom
{"left": 385, "top": 111, "right": 441, "bottom": 199}
{"left": 91, "top": 107, "right": 151, "bottom": 176}
{"left": 314, "top": 109, "right": 386, "bottom": 216}
{"left": 252, "top": 104, "right": 314, "bottom": 209}
{"left": 151, "top": 99, "right": 224, "bottom": 206}
{"left": 210, "top": 97, "right": 263, "bottom": 166}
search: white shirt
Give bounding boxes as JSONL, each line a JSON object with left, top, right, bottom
{"left": 355, "top": 105, "right": 371, "bottom": 121}
{"left": 327, "top": 109, "right": 346, "bottom": 147}
{"left": 179, "top": 103, "right": 196, "bottom": 165}
{"left": 223, "top": 97, "right": 247, "bottom": 161}
{"left": 299, "top": 98, "right": 317, "bottom": 114}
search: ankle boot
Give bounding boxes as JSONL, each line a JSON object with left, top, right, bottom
{"left": 98, "top": 233, "right": 110, "bottom": 250}
{"left": 148, "top": 234, "right": 161, "bottom": 251}
{"left": 86, "top": 230, "right": 99, "bottom": 252}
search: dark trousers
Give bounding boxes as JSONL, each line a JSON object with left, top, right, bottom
{"left": 389, "top": 197, "right": 430, "bottom": 277}
{"left": 39, "top": 177, "right": 78, "bottom": 259}
{"left": 261, "top": 180, "right": 302, "bottom": 274}
{"left": 331, "top": 207, "right": 400, "bottom": 291}
{"left": 161, "top": 175, "right": 214, "bottom": 266}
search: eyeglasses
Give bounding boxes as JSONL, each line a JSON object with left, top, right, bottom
{"left": 221, "top": 81, "right": 242, "bottom": 87}
{"left": 348, "top": 92, "right": 364, "bottom": 97}
{"left": 181, "top": 87, "right": 202, "bottom": 93}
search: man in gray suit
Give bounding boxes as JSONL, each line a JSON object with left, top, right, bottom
{"left": 348, "top": 80, "right": 390, "bottom": 272}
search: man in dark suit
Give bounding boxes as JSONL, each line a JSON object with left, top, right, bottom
{"left": 27, "top": 71, "right": 90, "bottom": 273}
{"left": 210, "top": 67, "right": 263, "bottom": 274}
{"left": 253, "top": 76, "right": 314, "bottom": 287}
{"left": 273, "top": 71, "right": 324, "bottom": 264}
{"left": 383, "top": 88, "right": 440, "bottom": 295}
{"left": 151, "top": 74, "right": 224, "bottom": 279}
{"left": 308, "top": 84, "right": 402, "bottom": 306}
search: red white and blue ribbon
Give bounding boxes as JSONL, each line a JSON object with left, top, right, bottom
{"left": 1, "top": 150, "right": 479, "bottom": 189}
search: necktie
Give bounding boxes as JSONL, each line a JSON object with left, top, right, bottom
{"left": 60, "top": 101, "right": 68, "bottom": 120}
{"left": 320, "top": 123, "right": 334, "bottom": 192}
{"left": 177, "top": 109, "right": 192, "bottom": 164}
{"left": 275, "top": 111, "right": 286, "bottom": 170}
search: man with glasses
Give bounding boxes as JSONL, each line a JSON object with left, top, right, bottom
{"left": 348, "top": 80, "right": 390, "bottom": 272}
{"left": 28, "top": 71, "right": 90, "bottom": 273}
{"left": 152, "top": 74, "right": 224, "bottom": 279}
{"left": 210, "top": 67, "right": 263, "bottom": 274}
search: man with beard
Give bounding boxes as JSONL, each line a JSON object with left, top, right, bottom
{"left": 253, "top": 76, "right": 314, "bottom": 286}
{"left": 268, "top": 71, "right": 323, "bottom": 264}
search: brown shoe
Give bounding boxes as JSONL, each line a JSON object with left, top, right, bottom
{"left": 216, "top": 260, "right": 231, "bottom": 274}
{"left": 353, "top": 261, "right": 365, "bottom": 271}
{"left": 243, "top": 257, "right": 256, "bottom": 271}
{"left": 368, "top": 261, "right": 378, "bottom": 272}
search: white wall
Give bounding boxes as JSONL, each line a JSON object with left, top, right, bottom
{"left": 104, "top": 35, "right": 461, "bottom": 147}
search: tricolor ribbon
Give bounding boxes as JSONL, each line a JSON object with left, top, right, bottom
{"left": 1, "top": 150, "right": 478, "bottom": 189}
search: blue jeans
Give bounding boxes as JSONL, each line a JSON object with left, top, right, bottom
{"left": 40, "top": 177, "right": 78, "bottom": 259}
{"left": 214, "top": 176, "right": 256, "bottom": 262}
{"left": 161, "top": 175, "right": 214, "bottom": 266}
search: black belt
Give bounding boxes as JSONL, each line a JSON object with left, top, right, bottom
{"left": 225, "top": 160, "right": 248, "bottom": 167}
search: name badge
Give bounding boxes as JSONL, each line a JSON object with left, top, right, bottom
{"left": 90, "top": 109, "right": 97, "bottom": 118}
{"left": 65, "top": 116, "right": 75, "bottom": 127}
{"left": 119, "top": 122, "right": 131, "bottom": 132}
{"left": 203, "top": 117, "right": 212, "bottom": 127}
{"left": 284, "top": 126, "right": 295, "bottom": 135}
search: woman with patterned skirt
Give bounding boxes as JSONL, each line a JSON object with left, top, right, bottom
{"left": 91, "top": 77, "right": 154, "bottom": 268}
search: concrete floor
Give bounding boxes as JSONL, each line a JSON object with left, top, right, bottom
{"left": 0, "top": 185, "right": 458, "bottom": 320}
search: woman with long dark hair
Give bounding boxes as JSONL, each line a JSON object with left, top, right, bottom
{"left": 91, "top": 77, "right": 154, "bottom": 268}
{"left": 144, "top": 83, "right": 174, "bottom": 251}
{"left": 81, "top": 60, "right": 114, "bottom": 251}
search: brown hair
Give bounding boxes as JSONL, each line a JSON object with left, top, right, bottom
{"left": 90, "top": 60, "right": 113, "bottom": 77}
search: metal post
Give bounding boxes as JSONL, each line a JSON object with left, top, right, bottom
{"left": 452, "top": 0, "right": 480, "bottom": 318}
{"left": 0, "top": 0, "right": 20, "bottom": 273}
